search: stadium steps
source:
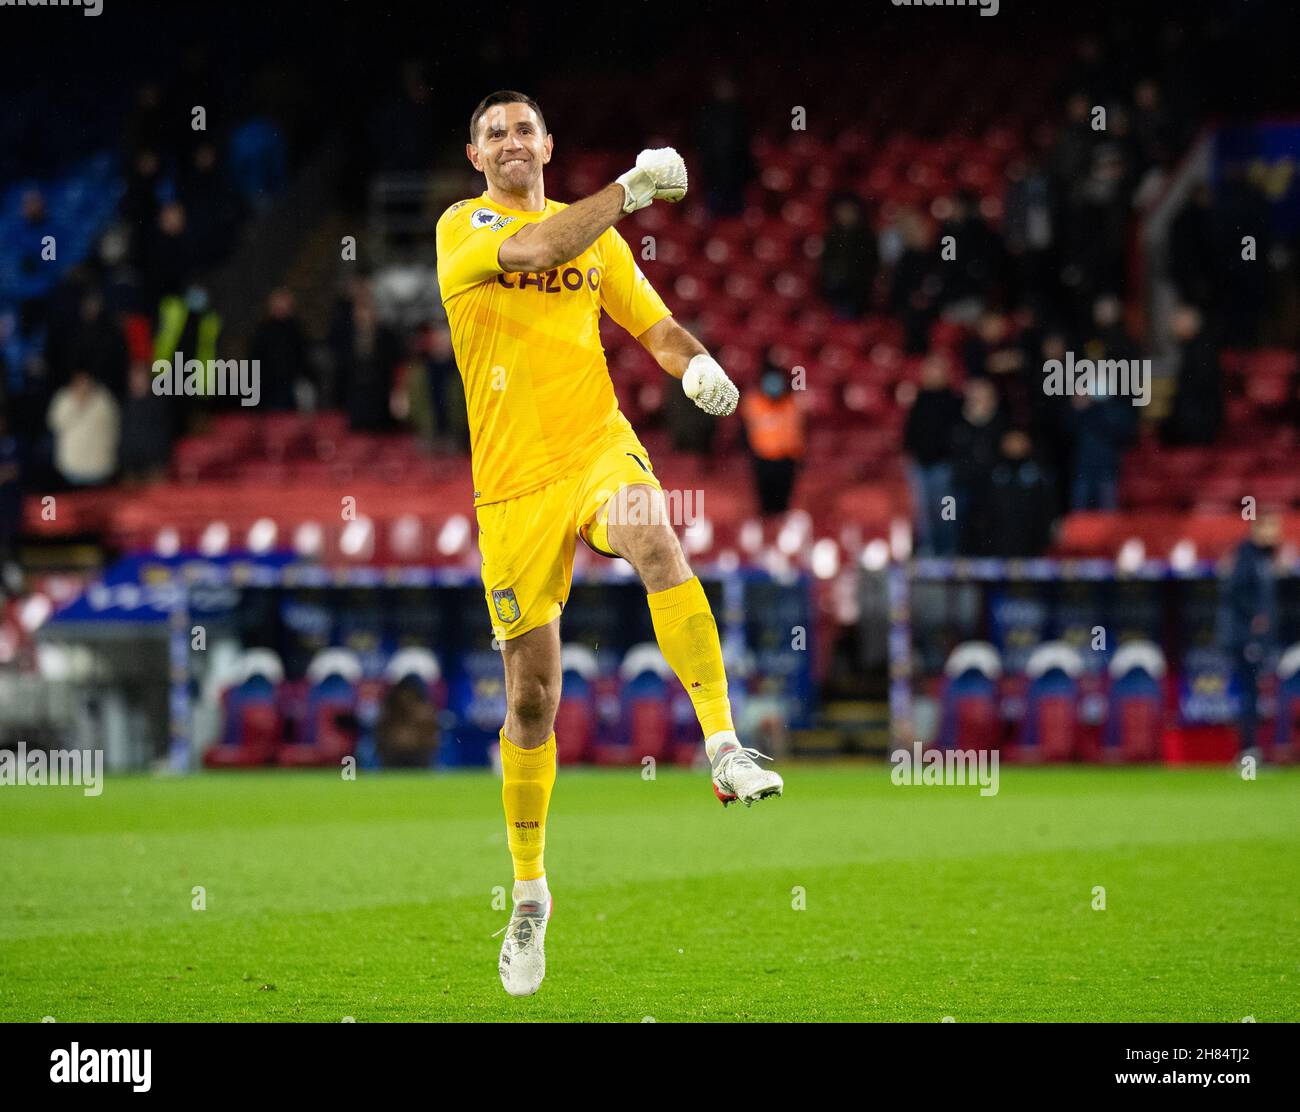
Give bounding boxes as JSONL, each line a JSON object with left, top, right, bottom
{"left": 791, "top": 700, "right": 892, "bottom": 756}
{"left": 207, "top": 137, "right": 346, "bottom": 359}
{"left": 280, "top": 211, "right": 353, "bottom": 343}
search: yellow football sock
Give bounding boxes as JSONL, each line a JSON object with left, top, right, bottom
{"left": 646, "top": 575, "right": 734, "bottom": 737}
{"left": 500, "top": 730, "right": 556, "bottom": 881}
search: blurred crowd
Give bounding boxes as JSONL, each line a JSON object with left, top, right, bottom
{"left": 3, "top": 69, "right": 281, "bottom": 495}
{"left": 856, "top": 60, "right": 1299, "bottom": 558}
{"left": 2, "top": 25, "right": 1296, "bottom": 573}
{"left": 0, "top": 68, "right": 469, "bottom": 532}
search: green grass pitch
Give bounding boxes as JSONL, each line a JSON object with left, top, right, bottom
{"left": 2, "top": 764, "right": 1297, "bottom": 1022}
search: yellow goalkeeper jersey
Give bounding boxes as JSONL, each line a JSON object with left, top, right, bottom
{"left": 435, "top": 193, "right": 671, "bottom": 506}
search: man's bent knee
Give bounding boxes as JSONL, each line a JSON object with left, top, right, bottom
{"left": 614, "top": 522, "right": 691, "bottom": 593}
{"left": 501, "top": 620, "right": 562, "bottom": 745}
{"left": 508, "top": 671, "right": 559, "bottom": 728}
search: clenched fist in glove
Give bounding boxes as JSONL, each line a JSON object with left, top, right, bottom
{"left": 616, "top": 147, "right": 688, "bottom": 213}
{"left": 682, "top": 353, "right": 739, "bottom": 417}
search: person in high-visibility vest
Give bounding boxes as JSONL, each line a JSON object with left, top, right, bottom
{"left": 152, "top": 285, "right": 223, "bottom": 427}
{"left": 741, "top": 360, "right": 805, "bottom": 515}
{"left": 153, "top": 285, "right": 222, "bottom": 370}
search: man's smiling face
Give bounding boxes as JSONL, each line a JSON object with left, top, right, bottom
{"left": 469, "top": 102, "right": 552, "bottom": 195}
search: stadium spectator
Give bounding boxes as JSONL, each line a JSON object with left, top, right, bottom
{"left": 1063, "top": 142, "right": 1130, "bottom": 317}
{"left": 1131, "top": 78, "right": 1178, "bottom": 169}
{"left": 423, "top": 322, "right": 468, "bottom": 452}
{"left": 951, "top": 377, "right": 1006, "bottom": 556}
{"left": 937, "top": 190, "right": 1005, "bottom": 314}
{"left": 1073, "top": 295, "right": 1142, "bottom": 505}
{"left": 153, "top": 286, "right": 222, "bottom": 427}
{"left": 1035, "top": 328, "right": 1076, "bottom": 510}
{"left": 988, "top": 430, "right": 1058, "bottom": 557}
{"left": 179, "top": 142, "right": 243, "bottom": 269}
{"left": 1220, "top": 509, "right": 1282, "bottom": 759}
{"left": 1162, "top": 304, "right": 1222, "bottom": 445}
{"left": 0, "top": 407, "right": 22, "bottom": 592}
{"left": 1168, "top": 182, "right": 1217, "bottom": 311}
{"left": 888, "top": 208, "right": 945, "bottom": 354}
{"left": 119, "top": 148, "right": 164, "bottom": 268}
{"left": 967, "top": 311, "right": 1034, "bottom": 432}
{"left": 1066, "top": 391, "right": 1129, "bottom": 512}
{"left": 97, "top": 226, "right": 150, "bottom": 322}
{"left": 741, "top": 357, "right": 804, "bottom": 517}
{"left": 329, "top": 281, "right": 402, "bottom": 430}
{"left": 1064, "top": 33, "right": 1118, "bottom": 106}
{"left": 392, "top": 325, "right": 466, "bottom": 452}
{"left": 123, "top": 82, "right": 166, "bottom": 160}
{"left": 1049, "top": 93, "right": 1097, "bottom": 203}
{"left": 819, "top": 193, "right": 876, "bottom": 320}
{"left": 46, "top": 371, "right": 120, "bottom": 487}
{"left": 250, "top": 288, "right": 312, "bottom": 412}
{"left": 1084, "top": 293, "right": 1139, "bottom": 364}
{"left": 16, "top": 189, "right": 56, "bottom": 333}
{"left": 903, "top": 353, "right": 962, "bottom": 556}
{"left": 376, "top": 676, "right": 439, "bottom": 768}
{"left": 693, "top": 75, "right": 754, "bottom": 218}
{"left": 45, "top": 291, "right": 129, "bottom": 399}
{"left": 143, "top": 202, "right": 197, "bottom": 304}
{"left": 1217, "top": 166, "right": 1274, "bottom": 347}
{"left": 119, "top": 361, "right": 174, "bottom": 483}
{"left": 1002, "top": 150, "right": 1056, "bottom": 305}
{"left": 391, "top": 343, "right": 433, "bottom": 446}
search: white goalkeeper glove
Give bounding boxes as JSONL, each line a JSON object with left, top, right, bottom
{"left": 616, "top": 147, "right": 688, "bottom": 213}
{"left": 682, "top": 353, "right": 739, "bottom": 417}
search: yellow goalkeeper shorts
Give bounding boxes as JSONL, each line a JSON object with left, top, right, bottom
{"left": 475, "top": 421, "right": 661, "bottom": 642}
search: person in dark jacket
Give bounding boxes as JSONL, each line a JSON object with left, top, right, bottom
{"left": 951, "top": 377, "right": 1006, "bottom": 556}
{"left": 0, "top": 407, "right": 22, "bottom": 594}
{"left": 119, "top": 361, "right": 174, "bottom": 482}
{"left": 987, "top": 430, "right": 1058, "bottom": 557}
{"left": 888, "top": 209, "right": 945, "bottom": 354}
{"left": 329, "top": 282, "right": 403, "bottom": 430}
{"left": 179, "top": 142, "right": 243, "bottom": 269}
{"left": 1221, "top": 510, "right": 1282, "bottom": 757}
{"left": 903, "top": 354, "right": 963, "bottom": 556}
{"left": 46, "top": 291, "right": 129, "bottom": 399}
{"left": 819, "top": 194, "right": 877, "bottom": 319}
{"left": 143, "top": 202, "right": 196, "bottom": 306}
{"left": 1067, "top": 388, "right": 1133, "bottom": 511}
{"left": 937, "top": 190, "right": 1005, "bottom": 309}
{"left": 693, "top": 75, "right": 754, "bottom": 218}
{"left": 1162, "top": 304, "right": 1223, "bottom": 446}
{"left": 250, "top": 288, "right": 312, "bottom": 412}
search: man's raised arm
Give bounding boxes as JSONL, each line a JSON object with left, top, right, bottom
{"left": 499, "top": 148, "right": 688, "bottom": 273}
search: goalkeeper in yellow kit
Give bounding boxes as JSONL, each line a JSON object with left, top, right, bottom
{"left": 436, "top": 90, "right": 783, "bottom": 997}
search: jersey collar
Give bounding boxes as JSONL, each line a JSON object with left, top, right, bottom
{"left": 480, "top": 192, "right": 551, "bottom": 218}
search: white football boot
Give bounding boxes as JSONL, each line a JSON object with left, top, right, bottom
{"left": 495, "top": 893, "right": 551, "bottom": 996}
{"left": 708, "top": 732, "right": 784, "bottom": 808}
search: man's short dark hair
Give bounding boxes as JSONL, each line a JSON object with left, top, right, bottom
{"left": 469, "top": 90, "right": 546, "bottom": 145}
